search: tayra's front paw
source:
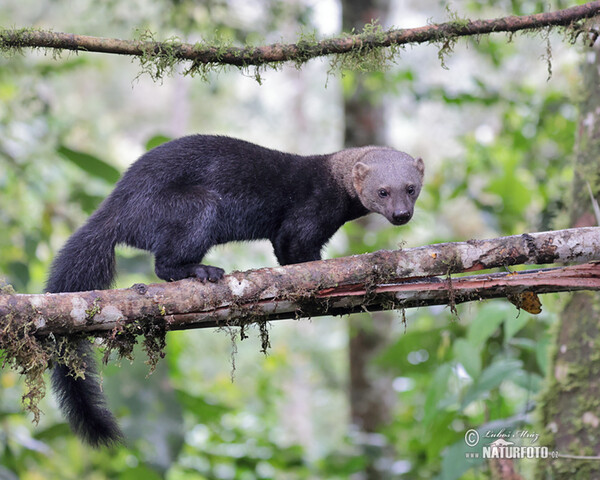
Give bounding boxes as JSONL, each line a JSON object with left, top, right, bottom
{"left": 193, "top": 265, "right": 225, "bottom": 282}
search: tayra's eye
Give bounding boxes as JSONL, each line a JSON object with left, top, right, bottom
{"left": 407, "top": 185, "right": 416, "bottom": 196}
{"left": 378, "top": 188, "right": 389, "bottom": 198}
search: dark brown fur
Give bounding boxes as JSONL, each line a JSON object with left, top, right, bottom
{"left": 46, "top": 135, "right": 424, "bottom": 446}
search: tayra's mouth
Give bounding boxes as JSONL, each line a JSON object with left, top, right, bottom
{"left": 388, "top": 215, "right": 411, "bottom": 226}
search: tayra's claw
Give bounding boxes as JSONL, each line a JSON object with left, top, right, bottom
{"left": 194, "top": 265, "right": 225, "bottom": 282}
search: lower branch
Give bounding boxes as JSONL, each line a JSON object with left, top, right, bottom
{"left": 0, "top": 227, "right": 599, "bottom": 336}
{"left": 152, "top": 262, "right": 600, "bottom": 330}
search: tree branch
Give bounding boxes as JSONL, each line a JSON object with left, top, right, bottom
{"left": 1, "top": 227, "right": 599, "bottom": 336}
{"left": 1, "top": 2, "right": 599, "bottom": 72}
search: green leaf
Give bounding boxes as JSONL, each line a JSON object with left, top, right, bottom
{"left": 318, "top": 450, "right": 367, "bottom": 476}
{"left": 58, "top": 145, "right": 120, "bottom": 183}
{"left": 436, "top": 436, "right": 483, "bottom": 480}
{"left": 453, "top": 338, "right": 481, "bottom": 379}
{"left": 70, "top": 189, "right": 105, "bottom": 214}
{"left": 424, "top": 364, "right": 453, "bottom": 424}
{"left": 119, "top": 466, "right": 163, "bottom": 480}
{"left": 175, "top": 389, "right": 232, "bottom": 422}
{"left": 145, "top": 134, "right": 172, "bottom": 151}
{"left": 511, "top": 371, "right": 543, "bottom": 392}
{"left": 467, "top": 303, "right": 506, "bottom": 345}
{"left": 33, "top": 423, "right": 71, "bottom": 441}
{"left": 461, "top": 359, "right": 522, "bottom": 408}
{"left": 487, "top": 169, "right": 531, "bottom": 217}
{"left": 508, "top": 337, "right": 537, "bottom": 351}
{"left": 377, "top": 322, "right": 465, "bottom": 375}
{"left": 504, "top": 313, "right": 530, "bottom": 343}
{"left": 8, "top": 261, "right": 29, "bottom": 290}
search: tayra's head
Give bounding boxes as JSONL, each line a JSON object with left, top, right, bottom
{"left": 352, "top": 149, "right": 425, "bottom": 226}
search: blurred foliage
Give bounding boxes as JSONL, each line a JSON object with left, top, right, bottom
{"left": 0, "top": 0, "right": 586, "bottom": 478}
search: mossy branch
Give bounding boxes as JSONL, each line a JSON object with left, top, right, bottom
{"left": 1, "top": 2, "right": 599, "bottom": 80}
{"left": 1, "top": 227, "right": 600, "bottom": 420}
{"left": 1, "top": 227, "right": 600, "bottom": 337}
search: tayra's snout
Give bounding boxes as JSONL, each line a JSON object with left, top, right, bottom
{"left": 391, "top": 210, "right": 412, "bottom": 225}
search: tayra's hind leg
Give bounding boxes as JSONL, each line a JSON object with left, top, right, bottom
{"left": 154, "top": 236, "right": 224, "bottom": 282}
{"left": 151, "top": 195, "right": 225, "bottom": 282}
{"left": 155, "top": 259, "right": 224, "bottom": 283}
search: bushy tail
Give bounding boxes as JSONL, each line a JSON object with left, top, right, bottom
{"left": 51, "top": 342, "right": 123, "bottom": 447}
{"left": 46, "top": 210, "right": 124, "bottom": 447}
{"left": 45, "top": 210, "right": 117, "bottom": 294}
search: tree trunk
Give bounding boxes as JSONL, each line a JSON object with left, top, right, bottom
{"left": 536, "top": 32, "right": 600, "bottom": 479}
{"left": 341, "top": 1, "right": 393, "bottom": 479}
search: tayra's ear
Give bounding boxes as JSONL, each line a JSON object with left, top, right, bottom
{"left": 415, "top": 157, "right": 425, "bottom": 178}
{"left": 352, "top": 162, "right": 371, "bottom": 195}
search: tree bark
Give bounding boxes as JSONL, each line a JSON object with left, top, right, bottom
{"left": 1, "top": 227, "right": 598, "bottom": 337}
{"left": 2, "top": 256, "right": 600, "bottom": 336}
{"left": 536, "top": 33, "right": 600, "bottom": 479}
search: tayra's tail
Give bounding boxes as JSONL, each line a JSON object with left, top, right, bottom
{"left": 46, "top": 210, "right": 123, "bottom": 447}
{"left": 51, "top": 342, "right": 123, "bottom": 447}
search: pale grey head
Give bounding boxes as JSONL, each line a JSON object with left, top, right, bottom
{"left": 351, "top": 148, "right": 425, "bottom": 225}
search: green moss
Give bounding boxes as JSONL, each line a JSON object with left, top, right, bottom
{"left": 0, "top": 27, "right": 60, "bottom": 60}
{"left": 258, "top": 320, "right": 271, "bottom": 355}
{"left": 85, "top": 298, "right": 101, "bottom": 321}
{"left": 184, "top": 39, "right": 229, "bottom": 81}
{"left": 140, "top": 320, "right": 166, "bottom": 375}
{"left": 0, "top": 310, "right": 88, "bottom": 424}
{"left": 328, "top": 21, "right": 401, "bottom": 76}
{"left": 293, "top": 30, "right": 320, "bottom": 69}
{"left": 0, "top": 313, "right": 47, "bottom": 423}
{"left": 0, "top": 27, "right": 34, "bottom": 56}
{"left": 445, "top": 271, "right": 460, "bottom": 318}
{"left": 542, "top": 27, "right": 553, "bottom": 80}
{"left": 564, "top": 17, "right": 600, "bottom": 46}
{"left": 0, "top": 281, "right": 16, "bottom": 295}
{"left": 101, "top": 315, "right": 167, "bottom": 375}
{"left": 2, "top": 19, "right": 599, "bottom": 85}
{"left": 436, "top": 37, "right": 457, "bottom": 70}
{"left": 135, "top": 29, "right": 183, "bottom": 82}
{"left": 227, "top": 326, "right": 239, "bottom": 382}
{"left": 216, "top": 300, "right": 274, "bottom": 381}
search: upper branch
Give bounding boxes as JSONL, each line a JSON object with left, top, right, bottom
{"left": 1, "top": 2, "right": 599, "bottom": 71}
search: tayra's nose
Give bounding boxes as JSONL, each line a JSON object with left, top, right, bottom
{"left": 392, "top": 210, "right": 412, "bottom": 225}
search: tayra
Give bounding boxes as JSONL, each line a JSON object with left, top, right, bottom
{"left": 46, "top": 134, "right": 425, "bottom": 446}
